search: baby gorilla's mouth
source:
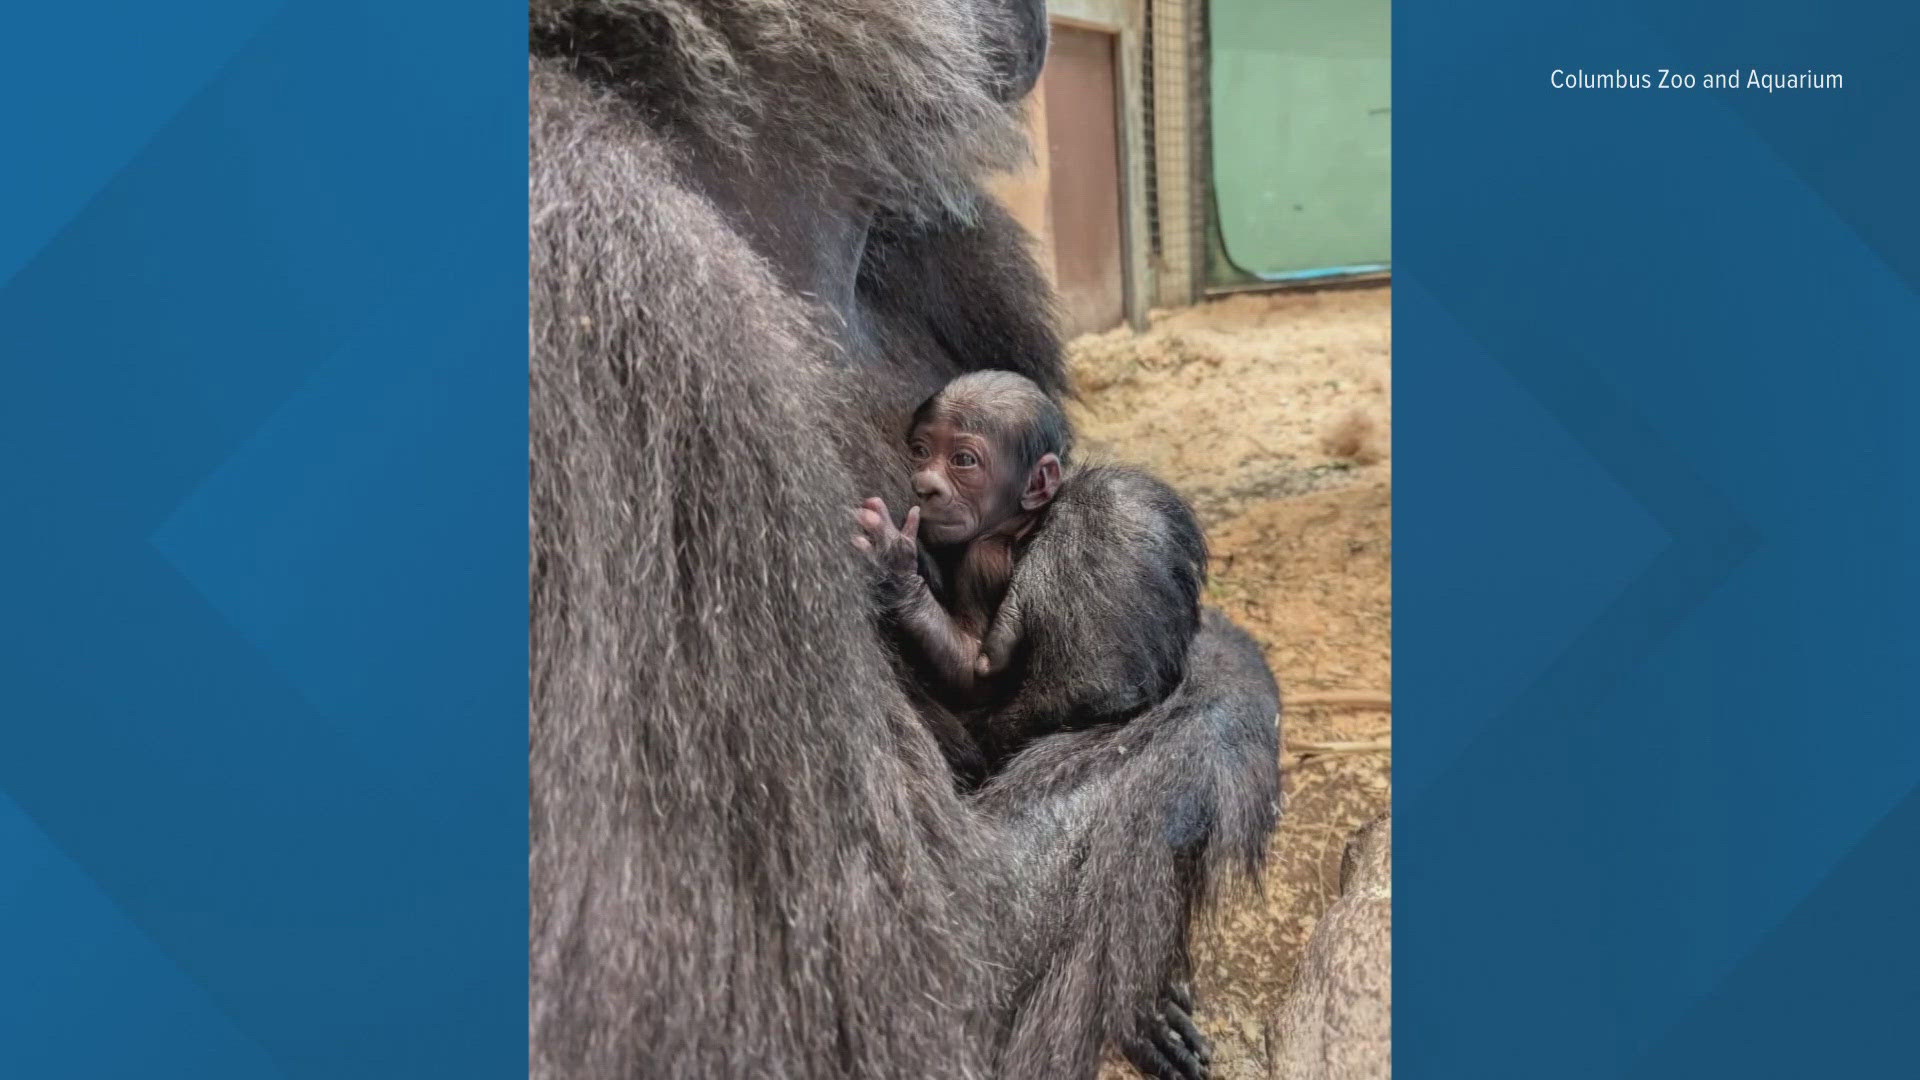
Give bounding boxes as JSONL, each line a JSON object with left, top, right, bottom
{"left": 917, "top": 511, "right": 970, "bottom": 540}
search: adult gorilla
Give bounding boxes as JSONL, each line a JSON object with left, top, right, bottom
{"left": 529, "top": 3, "right": 1281, "bottom": 1078}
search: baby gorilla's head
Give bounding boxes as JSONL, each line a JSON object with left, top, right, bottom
{"left": 906, "top": 371, "right": 1072, "bottom": 548}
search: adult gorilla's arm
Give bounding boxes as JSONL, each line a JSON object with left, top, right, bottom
{"left": 975, "top": 610, "right": 1282, "bottom": 1077}
{"left": 530, "top": 60, "right": 996, "bottom": 1080}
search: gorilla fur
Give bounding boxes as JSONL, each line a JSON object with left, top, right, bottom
{"left": 530, "top": 0, "right": 1033, "bottom": 221}
{"left": 530, "top": 3, "right": 1281, "bottom": 1077}
{"left": 975, "top": 465, "right": 1210, "bottom": 766}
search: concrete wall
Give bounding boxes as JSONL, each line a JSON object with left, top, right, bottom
{"left": 987, "top": 0, "right": 1153, "bottom": 331}
{"left": 989, "top": 94, "right": 1057, "bottom": 284}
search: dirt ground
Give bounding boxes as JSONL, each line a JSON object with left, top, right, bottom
{"left": 1072, "top": 287, "right": 1392, "bottom": 1080}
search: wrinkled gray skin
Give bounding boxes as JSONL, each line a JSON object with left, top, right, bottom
{"left": 529, "top": 3, "right": 1282, "bottom": 1078}
{"left": 1270, "top": 817, "right": 1392, "bottom": 1080}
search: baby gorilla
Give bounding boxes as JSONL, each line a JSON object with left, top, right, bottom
{"left": 854, "top": 371, "right": 1208, "bottom": 781}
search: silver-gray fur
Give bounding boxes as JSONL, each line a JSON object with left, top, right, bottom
{"left": 530, "top": 0, "right": 1032, "bottom": 222}
{"left": 529, "top": 2, "right": 1282, "bottom": 1077}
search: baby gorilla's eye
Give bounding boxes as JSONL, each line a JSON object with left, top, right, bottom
{"left": 909, "top": 443, "right": 930, "bottom": 461}
{"left": 951, "top": 451, "right": 978, "bottom": 468}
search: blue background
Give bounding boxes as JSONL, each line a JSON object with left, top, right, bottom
{"left": 1399, "top": 0, "right": 1920, "bottom": 1075}
{"left": 0, "top": 2, "right": 526, "bottom": 1077}
{"left": 5, "top": 0, "right": 1916, "bottom": 1076}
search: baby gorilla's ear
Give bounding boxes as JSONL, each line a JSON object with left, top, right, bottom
{"left": 1020, "top": 453, "right": 1063, "bottom": 511}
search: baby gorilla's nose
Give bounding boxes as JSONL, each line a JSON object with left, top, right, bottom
{"left": 912, "top": 471, "right": 946, "bottom": 502}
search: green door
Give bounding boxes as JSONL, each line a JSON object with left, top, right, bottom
{"left": 1209, "top": 0, "right": 1391, "bottom": 283}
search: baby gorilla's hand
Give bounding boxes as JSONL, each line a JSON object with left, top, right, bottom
{"left": 851, "top": 497, "right": 921, "bottom": 585}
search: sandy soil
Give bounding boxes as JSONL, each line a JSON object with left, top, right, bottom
{"left": 1073, "top": 288, "right": 1392, "bottom": 1080}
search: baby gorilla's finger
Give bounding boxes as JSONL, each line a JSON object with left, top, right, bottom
{"left": 852, "top": 536, "right": 872, "bottom": 552}
{"left": 902, "top": 505, "right": 920, "bottom": 541}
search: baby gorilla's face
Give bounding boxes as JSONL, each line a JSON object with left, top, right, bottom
{"left": 907, "top": 418, "right": 1020, "bottom": 548}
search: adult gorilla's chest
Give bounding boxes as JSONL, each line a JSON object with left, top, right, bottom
{"left": 832, "top": 200, "right": 1071, "bottom": 497}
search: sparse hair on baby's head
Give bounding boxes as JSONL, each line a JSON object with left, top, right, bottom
{"left": 911, "top": 370, "right": 1074, "bottom": 475}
